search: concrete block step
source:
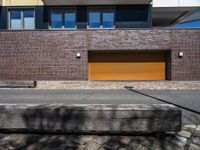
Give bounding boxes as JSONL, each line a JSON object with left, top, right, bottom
{"left": 0, "top": 104, "right": 181, "bottom": 134}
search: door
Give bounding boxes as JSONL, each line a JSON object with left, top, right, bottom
{"left": 88, "top": 52, "right": 166, "bottom": 80}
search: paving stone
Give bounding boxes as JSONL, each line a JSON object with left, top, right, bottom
{"left": 193, "top": 126, "right": 200, "bottom": 136}
{"left": 129, "top": 144, "right": 142, "bottom": 150}
{"left": 164, "top": 141, "right": 185, "bottom": 150}
{"left": 130, "top": 137, "right": 160, "bottom": 150}
{"left": 78, "top": 136, "right": 94, "bottom": 145}
{"left": 98, "top": 147, "right": 106, "bottom": 150}
{"left": 129, "top": 142, "right": 141, "bottom": 149}
{"left": 118, "top": 137, "right": 131, "bottom": 145}
{"left": 92, "top": 136, "right": 110, "bottom": 145}
{"left": 103, "top": 141, "right": 120, "bottom": 150}
{"left": 116, "top": 146, "right": 130, "bottom": 150}
{"left": 196, "top": 125, "right": 200, "bottom": 132}
{"left": 177, "top": 131, "right": 192, "bottom": 138}
{"left": 134, "top": 145, "right": 149, "bottom": 150}
{"left": 175, "top": 136, "right": 188, "bottom": 145}
{"left": 164, "top": 136, "right": 187, "bottom": 150}
{"left": 182, "top": 125, "right": 197, "bottom": 132}
{"left": 1, "top": 133, "right": 200, "bottom": 150}
{"left": 188, "top": 143, "right": 200, "bottom": 150}
{"left": 84, "top": 140, "right": 101, "bottom": 150}
{"left": 192, "top": 136, "right": 200, "bottom": 146}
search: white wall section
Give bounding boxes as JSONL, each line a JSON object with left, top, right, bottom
{"left": 153, "top": 0, "right": 200, "bottom": 7}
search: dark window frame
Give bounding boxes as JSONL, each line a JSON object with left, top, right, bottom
{"left": 8, "top": 8, "right": 35, "bottom": 30}
{"left": 87, "top": 7, "right": 116, "bottom": 29}
{"left": 49, "top": 7, "right": 77, "bottom": 29}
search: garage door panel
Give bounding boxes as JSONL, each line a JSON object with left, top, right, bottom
{"left": 89, "top": 62, "right": 166, "bottom": 80}
{"left": 88, "top": 52, "right": 166, "bottom": 81}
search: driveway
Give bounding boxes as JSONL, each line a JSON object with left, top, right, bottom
{"left": 0, "top": 89, "right": 199, "bottom": 124}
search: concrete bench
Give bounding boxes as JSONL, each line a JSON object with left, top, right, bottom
{"left": 0, "top": 81, "right": 36, "bottom": 88}
{"left": 0, "top": 104, "right": 181, "bottom": 133}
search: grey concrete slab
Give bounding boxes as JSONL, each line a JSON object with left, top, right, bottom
{"left": 0, "top": 89, "right": 199, "bottom": 124}
{"left": 0, "top": 104, "right": 181, "bottom": 133}
{"left": 0, "top": 81, "right": 35, "bottom": 88}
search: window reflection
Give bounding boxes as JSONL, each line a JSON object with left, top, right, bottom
{"left": 10, "top": 10, "right": 21, "bottom": 29}
{"left": 24, "top": 10, "right": 35, "bottom": 29}
{"left": 50, "top": 10, "right": 76, "bottom": 29}
{"left": 103, "top": 12, "right": 114, "bottom": 28}
{"left": 88, "top": 10, "right": 114, "bottom": 29}
{"left": 89, "top": 12, "right": 101, "bottom": 28}
{"left": 64, "top": 12, "right": 76, "bottom": 28}
{"left": 10, "top": 9, "right": 35, "bottom": 29}
{"left": 51, "top": 12, "right": 62, "bottom": 28}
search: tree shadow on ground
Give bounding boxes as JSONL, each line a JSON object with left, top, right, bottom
{"left": 18, "top": 105, "right": 86, "bottom": 150}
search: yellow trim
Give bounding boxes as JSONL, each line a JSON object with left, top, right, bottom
{"left": 3, "top": 0, "right": 43, "bottom": 6}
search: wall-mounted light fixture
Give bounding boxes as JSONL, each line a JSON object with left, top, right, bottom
{"left": 76, "top": 53, "right": 81, "bottom": 58}
{"left": 178, "top": 52, "right": 183, "bottom": 58}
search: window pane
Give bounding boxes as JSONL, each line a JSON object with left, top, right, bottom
{"left": 103, "top": 12, "right": 114, "bottom": 28}
{"left": 10, "top": 10, "right": 21, "bottom": 29}
{"left": 24, "top": 10, "right": 35, "bottom": 29}
{"left": 89, "top": 12, "right": 100, "bottom": 28}
{"left": 64, "top": 12, "right": 76, "bottom": 28}
{"left": 51, "top": 12, "right": 62, "bottom": 28}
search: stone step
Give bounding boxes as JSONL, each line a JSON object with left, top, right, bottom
{"left": 0, "top": 104, "right": 181, "bottom": 133}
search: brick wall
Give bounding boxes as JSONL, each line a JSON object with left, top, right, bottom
{"left": 0, "top": 29, "right": 199, "bottom": 80}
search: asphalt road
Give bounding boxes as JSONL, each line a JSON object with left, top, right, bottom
{"left": 0, "top": 89, "right": 200, "bottom": 124}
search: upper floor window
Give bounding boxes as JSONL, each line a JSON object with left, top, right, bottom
{"left": 50, "top": 9, "right": 76, "bottom": 29}
{"left": 88, "top": 10, "right": 115, "bottom": 29}
{"left": 103, "top": 12, "right": 115, "bottom": 28}
{"left": 9, "top": 9, "right": 35, "bottom": 29}
{"left": 89, "top": 12, "right": 101, "bottom": 28}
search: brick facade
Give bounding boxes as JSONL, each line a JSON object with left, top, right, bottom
{"left": 0, "top": 29, "right": 199, "bottom": 80}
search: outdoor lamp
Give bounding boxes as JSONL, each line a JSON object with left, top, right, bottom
{"left": 76, "top": 53, "right": 81, "bottom": 58}
{"left": 178, "top": 52, "right": 183, "bottom": 58}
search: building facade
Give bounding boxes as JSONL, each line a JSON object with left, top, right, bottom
{"left": 0, "top": 0, "right": 200, "bottom": 81}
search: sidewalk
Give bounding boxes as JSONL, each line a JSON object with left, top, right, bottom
{"left": 36, "top": 81, "right": 200, "bottom": 90}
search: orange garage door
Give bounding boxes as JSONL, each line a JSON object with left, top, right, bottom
{"left": 88, "top": 52, "right": 166, "bottom": 80}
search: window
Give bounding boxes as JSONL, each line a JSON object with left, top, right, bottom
{"left": 10, "top": 10, "right": 21, "bottom": 29}
{"left": 51, "top": 12, "right": 62, "bottom": 28}
{"left": 50, "top": 9, "right": 76, "bottom": 29}
{"left": 89, "top": 12, "right": 101, "bottom": 28}
{"left": 23, "top": 10, "right": 35, "bottom": 29}
{"left": 88, "top": 10, "right": 115, "bottom": 29}
{"left": 64, "top": 12, "right": 76, "bottom": 28}
{"left": 103, "top": 12, "right": 114, "bottom": 28}
{"left": 9, "top": 9, "right": 35, "bottom": 29}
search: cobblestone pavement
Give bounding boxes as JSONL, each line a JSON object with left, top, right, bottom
{"left": 36, "top": 81, "right": 200, "bottom": 90}
{"left": 0, "top": 125, "right": 199, "bottom": 150}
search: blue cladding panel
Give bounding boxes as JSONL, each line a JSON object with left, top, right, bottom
{"left": 116, "top": 5, "right": 152, "bottom": 28}
{"left": 35, "top": 6, "right": 49, "bottom": 29}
